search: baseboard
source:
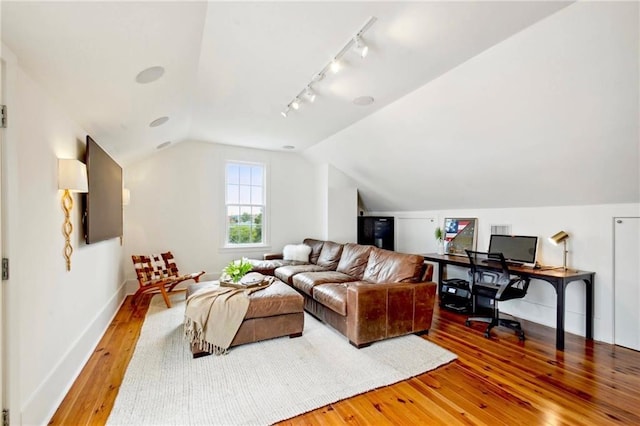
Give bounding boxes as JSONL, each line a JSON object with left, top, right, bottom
{"left": 20, "top": 281, "right": 128, "bottom": 426}
{"left": 500, "top": 299, "right": 590, "bottom": 338}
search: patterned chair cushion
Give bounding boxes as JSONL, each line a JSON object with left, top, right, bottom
{"left": 132, "top": 252, "right": 179, "bottom": 285}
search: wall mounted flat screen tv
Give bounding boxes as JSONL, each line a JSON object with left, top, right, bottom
{"left": 84, "top": 136, "right": 123, "bottom": 244}
{"left": 488, "top": 234, "right": 538, "bottom": 265}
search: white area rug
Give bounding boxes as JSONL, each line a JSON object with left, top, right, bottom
{"left": 107, "top": 294, "right": 457, "bottom": 425}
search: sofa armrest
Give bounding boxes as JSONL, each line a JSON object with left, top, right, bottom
{"left": 263, "top": 253, "right": 283, "bottom": 260}
{"left": 346, "top": 281, "right": 436, "bottom": 347}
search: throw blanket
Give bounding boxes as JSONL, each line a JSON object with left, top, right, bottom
{"left": 184, "top": 278, "right": 274, "bottom": 355}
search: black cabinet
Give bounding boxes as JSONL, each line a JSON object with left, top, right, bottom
{"left": 357, "top": 216, "right": 394, "bottom": 251}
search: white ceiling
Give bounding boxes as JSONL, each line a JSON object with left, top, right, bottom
{"left": 2, "top": 1, "right": 572, "bottom": 165}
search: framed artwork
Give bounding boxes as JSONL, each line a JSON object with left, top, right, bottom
{"left": 443, "top": 218, "right": 478, "bottom": 256}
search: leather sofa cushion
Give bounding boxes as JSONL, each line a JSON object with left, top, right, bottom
{"left": 275, "top": 264, "right": 329, "bottom": 284}
{"left": 303, "top": 238, "right": 325, "bottom": 264}
{"left": 313, "top": 283, "right": 348, "bottom": 316}
{"left": 292, "top": 271, "right": 358, "bottom": 297}
{"left": 336, "top": 243, "right": 372, "bottom": 279}
{"left": 362, "top": 248, "right": 424, "bottom": 283}
{"left": 316, "top": 240, "right": 343, "bottom": 269}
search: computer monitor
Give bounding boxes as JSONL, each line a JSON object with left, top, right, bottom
{"left": 488, "top": 234, "right": 538, "bottom": 265}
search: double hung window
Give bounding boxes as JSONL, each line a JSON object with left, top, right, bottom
{"left": 225, "top": 162, "right": 265, "bottom": 245}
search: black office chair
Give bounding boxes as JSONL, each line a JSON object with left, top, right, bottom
{"left": 464, "top": 250, "right": 530, "bottom": 340}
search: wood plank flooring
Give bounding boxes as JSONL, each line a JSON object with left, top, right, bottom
{"left": 49, "top": 294, "right": 640, "bottom": 425}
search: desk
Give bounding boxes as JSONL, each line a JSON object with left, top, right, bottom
{"left": 423, "top": 253, "right": 595, "bottom": 351}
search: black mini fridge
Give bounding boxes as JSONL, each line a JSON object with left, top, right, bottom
{"left": 357, "top": 216, "right": 394, "bottom": 251}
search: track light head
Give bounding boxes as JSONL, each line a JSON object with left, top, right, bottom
{"left": 291, "top": 98, "right": 301, "bottom": 110}
{"left": 353, "top": 36, "right": 369, "bottom": 58}
{"left": 281, "top": 107, "right": 290, "bottom": 118}
{"left": 305, "top": 87, "right": 316, "bottom": 103}
{"left": 330, "top": 59, "right": 341, "bottom": 74}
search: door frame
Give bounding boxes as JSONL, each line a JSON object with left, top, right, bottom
{"left": 1, "top": 43, "right": 21, "bottom": 424}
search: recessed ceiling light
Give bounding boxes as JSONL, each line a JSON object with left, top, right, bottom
{"left": 135, "top": 66, "right": 165, "bottom": 84}
{"left": 149, "top": 116, "right": 169, "bottom": 127}
{"left": 353, "top": 96, "right": 374, "bottom": 106}
{"left": 157, "top": 141, "right": 171, "bottom": 149}
{"left": 282, "top": 145, "right": 295, "bottom": 150}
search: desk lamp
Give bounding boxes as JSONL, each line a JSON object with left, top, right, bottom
{"left": 549, "top": 231, "right": 570, "bottom": 271}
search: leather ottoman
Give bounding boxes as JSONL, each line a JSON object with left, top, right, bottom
{"left": 186, "top": 279, "right": 304, "bottom": 358}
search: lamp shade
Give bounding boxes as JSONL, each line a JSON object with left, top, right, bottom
{"left": 549, "top": 230, "right": 569, "bottom": 245}
{"left": 58, "top": 159, "right": 88, "bottom": 192}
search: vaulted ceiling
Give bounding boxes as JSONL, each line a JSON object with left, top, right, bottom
{"left": 3, "top": 1, "right": 638, "bottom": 211}
{"left": 3, "top": 1, "right": 569, "bottom": 162}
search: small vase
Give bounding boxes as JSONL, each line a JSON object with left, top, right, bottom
{"left": 437, "top": 241, "right": 444, "bottom": 255}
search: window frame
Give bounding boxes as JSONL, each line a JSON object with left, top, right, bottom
{"left": 223, "top": 160, "right": 268, "bottom": 248}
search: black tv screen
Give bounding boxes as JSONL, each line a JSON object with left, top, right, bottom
{"left": 85, "top": 136, "right": 123, "bottom": 244}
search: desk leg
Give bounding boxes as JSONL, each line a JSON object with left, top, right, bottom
{"left": 586, "top": 276, "right": 594, "bottom": 340}
{"left": 437, "top": 263, "right": 445, "bottom": 294}
{"left": 556, "top": 280, "right": 566, "bottom": 351}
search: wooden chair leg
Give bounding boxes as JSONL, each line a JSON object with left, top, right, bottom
{"left": 159, "top": 286, "right": 172, "bottom": 308}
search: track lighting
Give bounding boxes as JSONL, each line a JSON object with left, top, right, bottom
{"left": 305, "top": 87, "right": 316, "bottom": 103}
{"left": 353, "top": 36, "right": 369, "bottom": 58}
{"left": 281, "top": 16, "right": 377, "bottom": 118}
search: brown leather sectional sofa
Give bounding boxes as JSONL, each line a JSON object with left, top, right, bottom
{"left": 251, "top": 238, "right": 436, "bottom": 348}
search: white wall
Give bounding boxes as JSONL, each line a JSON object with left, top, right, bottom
{"left": 305, "top": 1, "right": 639, "bottom": 212}
{"left": 123, "top": 141, "right": 321, "bottom": 289}
{"left": 2, "top": 46, "right": 125, "bottom": 425}
{"left": 372, "top": 203, "right": 640, "bottom": 344}
{"left": 327, "top": 165, "right": 357, "bottom": 243}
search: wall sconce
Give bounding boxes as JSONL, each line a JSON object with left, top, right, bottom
{"left": 58, "top": 159, "right": 88, "bottom": 271}
{"left": 549, "top": 230, "right": 570, "bottom": 271}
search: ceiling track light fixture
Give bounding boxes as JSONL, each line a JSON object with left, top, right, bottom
{"left": 281, "top": 15, "right": 376, "bottom": 118}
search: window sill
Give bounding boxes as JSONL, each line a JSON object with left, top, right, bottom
{"left": 220, "top": 244, "right": 271, "bottom": 253}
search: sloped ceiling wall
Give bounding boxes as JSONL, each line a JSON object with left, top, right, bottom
{"left": 303, "top": 2, "right": 639, "bottom": 212}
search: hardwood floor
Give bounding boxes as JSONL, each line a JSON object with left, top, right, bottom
{"left": 49, "top": 295, "right": 640, "bottom": 425}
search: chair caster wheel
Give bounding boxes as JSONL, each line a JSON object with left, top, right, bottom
{"left": 465, "top": 320, "right": 471, "bottom": 327}
{"left": 484, "top": 331, "right": 491, "bottom": 339}
{"left": 518, "top": 333, "right": 525, "bottom": 341}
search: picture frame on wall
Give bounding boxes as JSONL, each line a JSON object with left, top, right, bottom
{"left": 443, "top": 218, "right": 478, "bottom": 256}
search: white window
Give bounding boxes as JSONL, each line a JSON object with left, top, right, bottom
{"left": 225, "top": 161, "right": 266, "bottom": 245}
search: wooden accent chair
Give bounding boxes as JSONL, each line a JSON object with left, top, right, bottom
{"left": 131, "top": 252, "right": 205, "bottom": 308}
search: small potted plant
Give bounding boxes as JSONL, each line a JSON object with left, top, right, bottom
{"left": 221, "top": 257, "right": 253, "bottom": 283}
{"left": 435, "top": 227, "right": 445, "bottom": 255}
